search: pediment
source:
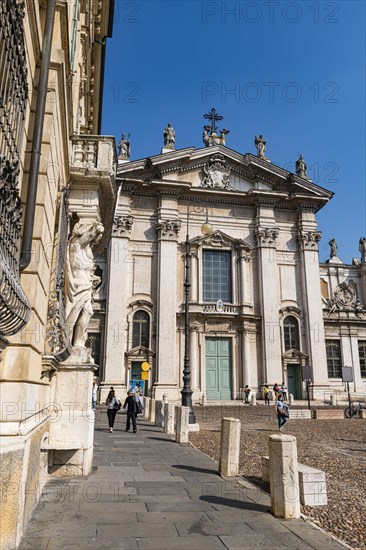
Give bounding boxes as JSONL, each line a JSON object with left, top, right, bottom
{"left": 116, "top": 145, "right": 333, "bottom": 204}
{"left": 190, "top": 229, "right": 252, "bottom": 251}
{"left": 283, "top": 349, "right": 308, "bottom": 359}
{"left": 126, "top": 345, "right": 155, "bottom": 357}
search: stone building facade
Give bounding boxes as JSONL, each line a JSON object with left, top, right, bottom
{"left": 100, "top": 129, "right": 366, "bottom": 403}
{"left": 0, "top": 1, "right": 115, "bottom": 548}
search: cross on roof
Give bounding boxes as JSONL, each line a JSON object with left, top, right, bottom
{"left": 203, "top": 108, "right": 223, "bottom": 133}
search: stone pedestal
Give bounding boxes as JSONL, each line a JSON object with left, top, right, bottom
{"left": 269, "top": 434, "right": 301, "bottom": 519}
{"left": 219, "top": 417, "right": 241, "bottom": 477}
{"left": 155, "top": 400, "right": 164, "bottom": 427}
{"left": 48, "top": 348, "right": 95, "bottom": 476}
{"left": 164, "top": 403, "right": 175, "bottom": 435}
{"left": 143, "top": 397, "right": 151, "bottom": 420}
{"left": 149, "top": 398, "right": 156, "bottom": 423}
{"left": 176, "top": 406, "right": 189, "bottom": 444}
{"left": 251, "top": 394, "right": 257, "bottom": 406}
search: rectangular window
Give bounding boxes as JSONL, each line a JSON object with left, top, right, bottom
{"left": 326, "top": 340, "right": 342, "bottom": 378}
{"left": 359, "top": 341, "right": 366, "bottom": 377}
{"left": 203, "top": 250, "right": 232, "bottom": 303}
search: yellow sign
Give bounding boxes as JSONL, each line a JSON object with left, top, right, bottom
{"left": 141, "top": 362, "right": 150, "bottom": 372}
{"left": 141, "top": 371, "right": 149, "bottom": 380}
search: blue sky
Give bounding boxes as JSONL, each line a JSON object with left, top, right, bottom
{"left": 102, "top": 0, "right": 365, "bottom": 264}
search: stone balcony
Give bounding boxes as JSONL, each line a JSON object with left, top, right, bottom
{"left": 70, "top": 135, "right": 117, "bottom": 251}
{"left": 187, "top": 303, "right": 239, "bottom": 315}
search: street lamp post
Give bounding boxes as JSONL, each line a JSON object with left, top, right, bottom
{"left": 181, "top": 202, "right": 213, "bottom": 423}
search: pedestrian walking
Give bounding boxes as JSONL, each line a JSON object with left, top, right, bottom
{"left": 263, "top": 384, "right": 270, "bottom": 405}
{"left": 273, "top": 382, "right": 279, "bottom": 399}
{"left": 123, "top": 390, "right": 140, "bottom": 433}
{"left": 92, "top": 379, "right": 98, "bottom": 411}
{"left": 281, "top": 382, "right": 288, "bottom": 400}
{"left": 244, "top": 385, "right": 251, "bottom": 404}
{"left": 275, "top": 394, "right": 289, "bottom": 432}
{"left": 105, "top": 387, "right": 120, "bottom": 433}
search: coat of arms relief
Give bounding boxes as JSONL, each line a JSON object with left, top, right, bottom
{"left": 201, "top": 154, "right": 233, "bottom": 190}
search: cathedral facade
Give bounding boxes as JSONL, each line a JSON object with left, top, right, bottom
{"left": 100, "top": 122, "right": 366, "bottom": 403}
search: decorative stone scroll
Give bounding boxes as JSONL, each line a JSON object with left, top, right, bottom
{"left": 255, "top": 226, "right": 279, "bottom": 247}
{"left": 201, "top": 154, "right": 232, "bottom": 190}
{"left": 297, "top": 230, "right": 322, "bottom": 250}
{"left": 155, "top": 218, "right": 181, "bottom": 238}
{"left": 327, "top": 281, "right": 366, "bottom": 315}
{"left": 112, "top": 215, "right": 133, "bottom": 236}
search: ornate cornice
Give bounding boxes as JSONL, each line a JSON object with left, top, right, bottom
{"left": 112, "top": 215, "right": 134, "bottom": 236}
{"left": 255, "top": 226, "right": 279, "bottom": 247}
{"left": 155, "top": 218, "right": 181, "bottom": 239}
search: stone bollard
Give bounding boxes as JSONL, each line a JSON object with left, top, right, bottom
{"left": 149, "top": 398, "right": 156, "bottom": 423}
{"left": 164, "top": 402, "right": 175, "bottom": 435}
{"left": 330, "top": 393, "right": 336, "bottom": 406}
{"left": 143, "top": 397, "right": 150, "bottom": 420}
{"left": 155, "top": 400, "right": 164, "bottom": 427}
{"left": 251, "top": 393, "right": 257, "bottom": 406}
{"left": 162, "top": 393, "right": 168, "bottom": 403}
{"left": 219, "top": 417, "right": 241, "bottom": 477}
{"left": 269, "top": 434, "right": 301, "bottom": 519}
{"left": 176, "top": 406, "right": 189, "bottom": 444}
{"left": 289, "top": 394, "right": 294, "bottom": 405}
{"left": 201, "top": 393, "right": 207, "bottom": 406}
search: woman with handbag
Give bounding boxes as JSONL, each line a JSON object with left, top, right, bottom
{"left": 123, "top": 390, "right": 140, "bottom": 433}
{"left": 106, "top": 387, "right": 120, "bottom": 433}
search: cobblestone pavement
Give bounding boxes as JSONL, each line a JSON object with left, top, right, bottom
{"left": 18, "top": 410, "right": 348, "bottom": 550}
{"left": 190, "top": 404, "right": 366, "bottom": 550}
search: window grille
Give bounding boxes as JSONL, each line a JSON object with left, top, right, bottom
{"left": 132, "top": 311, "right": 149, "bottom": 349}
{"left": 283, "top": 316, "right": 300, "bottom": 351}
{"left": 326, "top": 340, "right": 342, "bottom": 378}
{"left": 203, "top": 250, "right": 232, "bottom": 303}
{"left": 0, "top": 0, "right": 30, "bottom": 337}
{"left": 358, "top": 341, "right": 366, "bottom": 378}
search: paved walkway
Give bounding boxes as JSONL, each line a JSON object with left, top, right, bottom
{"left": 19, "top": 411, "right": 347, "bottom": 550}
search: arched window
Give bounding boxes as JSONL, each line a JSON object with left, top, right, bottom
{"left": 283, "top": 316, "right": 300, "bottom": 351}
{"left": 132, "top": 311, "right": 150, "bottom": 348}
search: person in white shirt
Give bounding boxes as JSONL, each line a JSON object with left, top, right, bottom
{"left": 92, "top": 379, "right": 98, "bottom": 411}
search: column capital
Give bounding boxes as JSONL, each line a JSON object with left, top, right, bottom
{"left": 255, "top": 226, "right": 279, "bottom": 247}
{"left": 297, "top": 230, "right": 322, "bottom": 251}
{"left": 155, "top": 218, "right": 181, "bottom": 240}
{"left": 112, "top": 215, "right": 134, "bottom": 236}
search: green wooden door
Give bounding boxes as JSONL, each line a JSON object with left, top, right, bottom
{"left": 287, "top": 364, "right": 302, "bottom": 399}
{"left": 206, "top": 338, "right": 232, "bottom": 400}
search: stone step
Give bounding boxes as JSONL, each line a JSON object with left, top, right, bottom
{"left": 313, "top": 409, "right": 345, "bottom": 419}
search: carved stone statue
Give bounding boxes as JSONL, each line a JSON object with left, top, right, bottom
{"left": 296, "top": 154, "right": 307, "bottom": 178}
{"left": 359, "top": 237, "right": 366, "bottom": 263}
{"left": 254, "top": 134, "right": 266, "bottom": 159}
{"left": 65, "top": 221, "right": 104, "bottom": 349}
{"left": 201, "top": 153, "right": 232, "bottom": 189}
{"left": 203, "top": 125, "right": 211, "bottom": 147}
{"left": 220, "top": 128, "right": 230, "bottom": 146}
{"left": 329, "top": 238, "right": 338, "bottom": 258}
{"left": 118, "top": 133, "right": 130, "bottom": 159}
{"left": 163, "top": 123, "right": 175, "bottom": 148}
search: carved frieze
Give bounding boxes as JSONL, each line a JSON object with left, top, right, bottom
{"left": 201, "top": 154, "right": 232, "bottom": 190}
{"left": 113, "top": 215, "right": 134, "bottom": 236}
{"left": 255, "top": 226, "right": 279, "bottom": 247}
{"left": 155, "top": 218, "right": 181, "bottom": 238}
{"left": 297, "top": 230, "right": 322, "bottom": 250}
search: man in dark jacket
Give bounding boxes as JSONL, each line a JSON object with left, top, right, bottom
{"left": 123, "top": 391, "right": 139, "bottom": 432}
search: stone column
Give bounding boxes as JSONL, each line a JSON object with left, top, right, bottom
{"left": 143, "top": 397, "right": 151, "bottom": 420}
{"left": 102, "top": 194, "right": 133, "bottom": 400}
{"left": 297, "top": 214, "right": 328, "bottom": 397}
{"left": 219, "top": 417, "right": 241, "bottom": 477}
{"left": 190, "top": 247, "right": 199, "bottom": 302}
{"left": 240, "top": 329, "right": 251, "bottom": 389}
{"left": 269, "top": 434, "right": 301, "bottom": 519}
{"left": 176, "top": 406, "right": 189, "bottom": 444}
{"left": 255, "top": 209, "right": 282, "bottom": 384}
{"left": 154, "top": 200, "right": 181, "bottom": 400}
{"left": 164, "top": 402, "right": 175, "bottom": 435}
{"left": 237, "top": 246, "right": 251, "bottom": 305}
{"left": 190, "top": 323, "right": 199, "bottom": 391}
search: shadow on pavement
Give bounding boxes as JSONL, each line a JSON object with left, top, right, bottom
{"left": 201, "top": 494, "right": 270, "bottom": 512}
{"left": 172, "top": 464, "right": 218, "bottom": 475}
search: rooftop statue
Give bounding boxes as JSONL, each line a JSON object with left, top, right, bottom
{"left": 118, "top": 133, "right": 130, "bottom": 159}
{"left": 329, "top": 238, "right": 338, "bottom": 258}
{"left": 254, "top": 134, "right": 267, "bottom": 159}
{"left": 296, "top": 154, "right": 307, "bottom": 178}
{"left": 65, "top": 221, "right": 104, "bottom": 349}
{"left": 359, "top": 237, "right": 366, "bottom": 263}
{"left": 202, "top": 108, "right": 229, "bottom": 147}
{"left": 163, "top": 123, "right": 176, "bottom": 148}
